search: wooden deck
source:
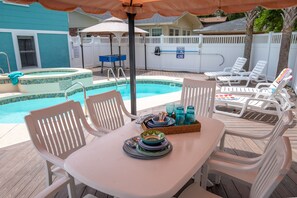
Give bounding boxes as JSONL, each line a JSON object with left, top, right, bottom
{"left": 1, "top": 68, "right": 297, "bottom": 198}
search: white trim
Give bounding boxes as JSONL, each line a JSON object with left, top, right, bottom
{"left": 11, "top": 31, "right": 41, "bottom": 69}
{"left": 3, "top": 0, "right": 29, "bottom": 7}
{"left": 0, "top": 28, "right": 69, "bottom": 35}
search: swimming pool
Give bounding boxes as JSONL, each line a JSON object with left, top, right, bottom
{"left": 0, "top": 82, "right": 181, "bottom": 123}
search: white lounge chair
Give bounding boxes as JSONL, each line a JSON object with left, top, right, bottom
{"left": 204, "top": 57, "right": 247, "bottom": 80}
{"left": 86, "top": 90, "right": 139, "bottom": 132}
{"left": 219, "top": 67, "right": 292, "bottom": 95}
{"left": 217, "top": 60, "right": 267, "bottom": 86}
{"left": 214, "top": 76, "right": 292, "bottom": 118}
{"left": 179, "top": 137, "right": 292, "bottom": 198}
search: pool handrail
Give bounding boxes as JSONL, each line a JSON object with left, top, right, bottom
{"left": 64, "top": 82, "right": 88, "bottom": 117}
{"left": 0, "top": 52, "right": 11, "bottom": 73}
{"left": 107, "top": 68, "right": 118, "bottom": 87}
{"left": 117, "top": 67, "right": 128, "bottom": 84}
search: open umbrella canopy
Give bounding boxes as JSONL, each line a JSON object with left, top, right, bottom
{"left": 81, "top": 17, "right": 147, "bottom": 35}
{"left": 6, "top": 0, "right": 297, "bottom": 19}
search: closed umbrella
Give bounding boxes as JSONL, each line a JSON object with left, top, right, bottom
{"left": 7, "top": 0, "right": 297, "bottom": 115}
{"left": 80, "top": 17, "right": 147, "bottom": 70}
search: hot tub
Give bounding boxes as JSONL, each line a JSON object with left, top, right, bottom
{"left": 0, "top": 68, "right": 93, "bottom": 93}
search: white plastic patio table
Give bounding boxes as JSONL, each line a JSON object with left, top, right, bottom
{"left": 64, "top": 116, "right": 225, "bottom": 198}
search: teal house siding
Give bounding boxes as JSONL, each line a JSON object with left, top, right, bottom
{"left": 38, "top": 34, "right": 70, "bottom": 68}
{"left": 0, "top": 2, "right": 68, "bottom": 31}
{"left": 0, "top": 32, "right": 17, "bottom": 72}
{"left": 0, "top": 1, "right": 70, "bottom": 71}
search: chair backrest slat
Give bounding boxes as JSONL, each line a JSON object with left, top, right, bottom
{"left": 231, "top": 57, "right": 247, "bottom": 72}
{"left": 181, "top": 79, "right": 216, "bottom": 118}
{"left": 270, "top": 68, "right": 292, "bottom": 89}
{"left": 86, "top": 90, "right": 125, "bottom": 131}
{"left": 250, "top": 137, "right": 292, "bottom": 198}
{"left": 26, "top": 101, "right": 86, "bottom": 160}
{"left": 263, "top": 110, "right": 293, "bottom": 152}
{"left": 250, "top": 61, "right": 267, "bottom": 80}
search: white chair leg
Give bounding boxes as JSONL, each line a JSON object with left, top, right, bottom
{"left": 201, "top": 164, "right": 209, "bottom": 189}
{"left": 67, "top": 174, "right": 77, "bottom": 198}
{"left": 45, "top": 161, "right": 53, "bottom": 186}
{"left": 193, "top": 168, "right": 201, "bottom": 184}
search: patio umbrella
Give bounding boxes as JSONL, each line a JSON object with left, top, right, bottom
{"left": 7, "top": 0, "right": 297, "bottom": 115}
{"left": 80, "top": 17, "right": 147, "bottom": 68}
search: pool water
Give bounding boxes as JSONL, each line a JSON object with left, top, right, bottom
{"left": 0, "top": 83, "right": 181, "bottom": 123}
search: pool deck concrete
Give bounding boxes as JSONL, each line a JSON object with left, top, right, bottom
{"left": 1, "top": 67, "right": 297, "bottom": 197}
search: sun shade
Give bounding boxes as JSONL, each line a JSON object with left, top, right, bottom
{"left": 6, "top": 0, "right": 297, "bottom": 19}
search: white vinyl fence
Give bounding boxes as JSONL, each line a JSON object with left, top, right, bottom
{"left": 69, "top": 32, "right": 297, "bottom": 93}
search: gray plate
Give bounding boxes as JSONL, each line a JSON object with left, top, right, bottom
{"left": 123, "top": 142, "right": 172, "bottom": 160}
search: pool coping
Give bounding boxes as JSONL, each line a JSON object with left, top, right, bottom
{"left": 0, "top": 76, "right": 184, "bottom": 105}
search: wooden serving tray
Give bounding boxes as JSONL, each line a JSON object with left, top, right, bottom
{"left": 141, "top": 121, "right": 201, "bottom": 135}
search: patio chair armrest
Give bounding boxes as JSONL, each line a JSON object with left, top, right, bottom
{"left": 224, "top": 129, "right": 272, "bottom": 139}
{"left": 126, "top": 113, "right": 139, "bottom": 120}
{"left": 35, "top": 176, "right": 70, "bottom": 198}
{"left": 223, "top": 67, "right": 232, "bottom": 72}
{"left": 234, "top": 71, "right": 250, "bottom": 77}
{"left": 211, "top": 150, "right": 261, "bottom": 165}
{"left": 208, "top": 158, "right": 260, "bottom": 173}
{"left": 39, "top": 149, "right": 65, "bottom": 169}
{"left": 255, "top": 83, "right": 272, "bottom": 89}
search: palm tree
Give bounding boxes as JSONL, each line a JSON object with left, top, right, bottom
{"left": 277, "top": 7, "right": 297, "bottom": 75}
{"left": 243, "top": 8, "right": 260, "bottom": 71}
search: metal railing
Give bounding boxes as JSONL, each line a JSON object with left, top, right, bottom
{"left": 117, "top": 67, "right": 128, "bottom": 84}
{"left": 107, "top": 68, "right": 118, "bottom": 87}
{"left": 0, "top": 52, "right": 11, "bottom": 73}
{"left": 64, "top": 82, "right": 88, "bottom": 116}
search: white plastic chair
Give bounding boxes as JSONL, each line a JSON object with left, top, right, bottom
{"left": 25, "top": 101, "right": 100, "bottom": 188}
{"left": 204, "top": 57, "right": 247, "bottom": 80}
{"left": 181, "top": 78, "right": 216, "bottom": 118}
{"left": 217, "top": 60, "right": 267, "bottom": 86}
{"left": 179, "top": 137, "right": 292, "bottom": 198}
{"left": 214, "top": 76, "right": 292, "bottom": 118}
{"left": 218, "top": 109, "right": 293, "bottom": 152}
{"left": 34, "top": 176, "right": 96, "bottom": 198}
{"left": 86, "top": 90, "right": 139, "bottom": 132}
{"left": 219, "top": 67, "right": 292, "bottom": 95}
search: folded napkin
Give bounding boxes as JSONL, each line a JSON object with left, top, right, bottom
{"left": 8, "top": 71, "right": 24, "bottom": 85}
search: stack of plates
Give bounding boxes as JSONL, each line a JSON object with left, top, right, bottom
{"left": 123, "top": 130, "right": 172, "bottom": 160}
{"left": 145, "top": 116, "right": 176, "bottom": 128}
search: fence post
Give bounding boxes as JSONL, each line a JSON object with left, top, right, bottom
{"left": 266, "top": 32, "right": 273, "bottom": 80}
{"left": 198, "top": 34, "right": 203, "bottom": 72}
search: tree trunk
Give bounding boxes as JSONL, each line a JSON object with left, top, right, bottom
{"left": 243, "top": 24, "right": 254, "bottom": 71}
{"left": 277, "top": 7, "right": 297, "bottom": 76}
{"left": 243, "top": 9, "right": 260, "bottom": 71}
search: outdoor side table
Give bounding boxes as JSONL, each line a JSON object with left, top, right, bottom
{"left": 99, "top": 54, "right": 126, "bottom": 73}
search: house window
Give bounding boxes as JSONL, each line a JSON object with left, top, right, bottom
{"left": 169, "top": 28, "right": 180, "bottom": 36}
{"left": 152, "top": 28, "right": 162, "bottom": 36}
{"left": 175, "top": 29, "right": 179, "bottom": 36}
{"left": 17, "top": 36, "right": 38, "bottom": 68}
{"left": 187, "top": 31, "right": 191, "bottom": 36}
{"left": 183, "top": 30, "right": 187, "bottom": 36}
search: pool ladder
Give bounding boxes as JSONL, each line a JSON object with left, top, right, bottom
{"left": 107, "top": 67, "right": 128, "bottom": 87}
{"left": 0, "top": 52, "right": 11, "bottom": 74}
{"left": 64, "top": 82, "right": 88, "bottom": 116}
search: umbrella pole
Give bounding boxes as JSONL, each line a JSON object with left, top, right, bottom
{"left": 127, "top": 12, "right": 137, "bottom": 116}
{"left": 80, "top": 33, "right": 85, "bottom": 68}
